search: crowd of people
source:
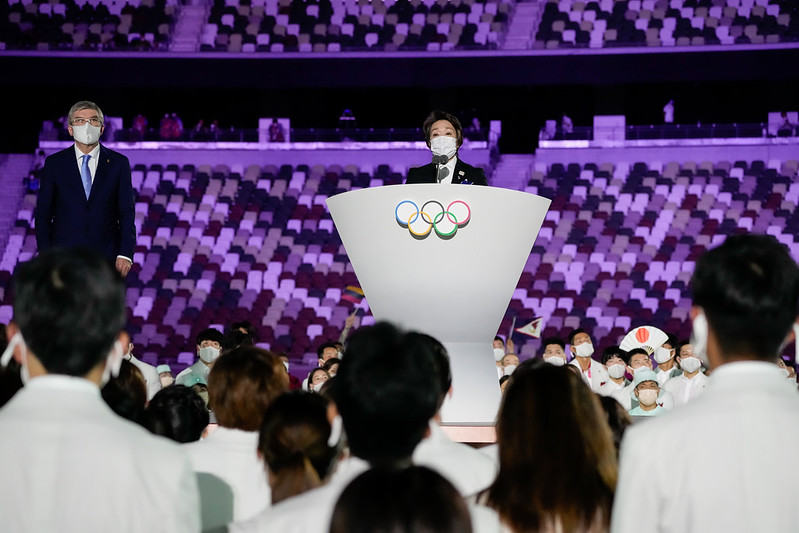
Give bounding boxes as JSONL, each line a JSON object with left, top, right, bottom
{"left": 0, "top": 234, "right": 798, "bottom": 533}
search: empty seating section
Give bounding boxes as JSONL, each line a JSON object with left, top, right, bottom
{"left": 2, "top": 0, "right": 177, "bottom": 51}
{"left": 534, "top": 0, "right": 799, "bottom": 49}
{"left": 3, "top": 152, "right": 797, "bottom": 373}
{"left": 200, "top": 0, "right": 513, "bottom": 52}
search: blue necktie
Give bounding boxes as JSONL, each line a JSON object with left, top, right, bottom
{"left": 81, "top": 154, "right": 92, "bottom": 199}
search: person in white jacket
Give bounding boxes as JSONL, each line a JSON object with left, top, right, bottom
{"left": 612, "top": 234, "right": 799, "bottom": 533}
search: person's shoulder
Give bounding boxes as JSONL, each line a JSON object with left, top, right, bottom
{"left": 234, "top": 482, "right": 335, "bottom": 533}
{"left": 100, "top": 144, "right": 130, "bottom": 163}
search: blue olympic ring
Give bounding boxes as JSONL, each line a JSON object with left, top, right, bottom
{"left": 395, "top": 200, "right": 471, "bottom": 238}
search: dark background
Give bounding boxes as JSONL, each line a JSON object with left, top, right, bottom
{"left": 2, "top": 47, "right": 797, "bottom": 154}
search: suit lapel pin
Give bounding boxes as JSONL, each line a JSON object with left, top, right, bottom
{"left": 459, "top": 170, "right": 464, "bottom": 176}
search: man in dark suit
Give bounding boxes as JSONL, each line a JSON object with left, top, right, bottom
{"left": 35, "top": 101, "right": 136, "bottom": 277}
{"left": 405, "top": 110, "right": 488, "bottom": 186}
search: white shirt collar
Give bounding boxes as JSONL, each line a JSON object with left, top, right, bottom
{"left": 74, "top": 143, "right": 100, "bottom": 162}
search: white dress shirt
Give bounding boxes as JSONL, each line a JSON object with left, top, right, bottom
{"left": 569, "top": 357, "right": 610, "bottom": 392}
{"left": 0, "top": 375, "right": 200, "bottom": 533}
{"left": 611, "top": 382, "right": 675, "bottom": 411}
{"left": 597, "top": 378, "right": 627, "bottom": 396}
{"left": 612, "top": 361, "right": 799, "bottom": 533}
{"left": 413, "top": 420, "right": 499, "bottom": 498}
{"left": 184, "top": 426, "right": 270, "bottom": 523}
{"left": 436, "top": 156, "right": 459, "bottom": 184}
{"left": 663, "top": 371, "right": 709, "bottom": 407}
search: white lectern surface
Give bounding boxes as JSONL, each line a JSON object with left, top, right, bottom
{"left": 327, "top": 185, "right": 550, "bottom": 424}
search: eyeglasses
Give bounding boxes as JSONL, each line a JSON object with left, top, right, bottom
{"left": 72, "top": 117, "right": 102, "bottom": 126}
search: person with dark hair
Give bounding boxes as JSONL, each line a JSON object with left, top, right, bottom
{"left": 322, "top": 357, "right": 340, "bottom": 377}
{"left": 231, "top": 321, "right": 445, "bottom": 533}
{"left": 0, "top": 248, "right": 199, "bottom": 532}
{"left": 662, "top": 340, "right": 708, "bottom": 407}
{"left": 259, "top": 391, "right": 340, "bottom": 504}
{"left": 613, "top": 234, "right": 799, "bottom": 533}
{"left": 610, "top": 348, "right": 674, "bottom": 411}
{"left": 479, "top": 361, "right": 617, "bottom": 532}
{"left": 405, "top": 110, "right": 488, "bottom": 185}
{"left": 317, "top": 341, "right": 340, "bottom": 367}
{"left": 567, "top": 327, "right": 609, "bottom": 392}
{"left": 653, "top": 334, "right": 681, "bottom": 387}
{"left": 598, "top": 346, "right": 629, "bottom": 396}
{"left": 142, "top": 384, "right": 210, "bottom": 443}
{"left": 34, "top": 101, "right": 136, "bottom": 277}
{"left": 175, "top": 326, "right": 224, "bottom": 386}
{"left": 597, "top": 394, "right": 632, "bottom": 458}
{"left": 307, "top": 367, "right": 330, "bottom": 392}
{"left": 228, "top": 320, "right": 258, "bottom": 342}
{"left": 101, "top": 358, "right": 148, "bottom": 423}
{"left": 330, "top": 465, "right": 473, "bottom": 533}
{"left": 221, "top": 329, "right": 254, "bottom": 355}
{"left": 499, "top": 374, "right": 511, "bottom": 393}
{"left": 541, "top": 336, "right": 568, "bottom": 366}
{"left": 185, "top": 345, "right": 289, "bottom": 526}
{"left": 412, "top": 333, "right": 499, "bottom": 498}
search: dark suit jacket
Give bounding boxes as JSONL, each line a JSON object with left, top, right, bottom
{"left": 35, "top": 144, "right": 136, "bottom": 262}
{"left": 405, "top": 158, "right": 488, "bottom": 186}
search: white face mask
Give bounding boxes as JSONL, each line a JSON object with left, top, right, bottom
{"left": 1, "top": 332, "right": 30, "bottom": 385}
{"left": 654, "top": 347, "right": 673, "bottom": 364}
{"left": 327, "top": 413, "right": 343, "bottom": 447}
{"left": 72, "top": 123, "right": 102, "bottom": 145}
{"left": 312, "top": 381, "right": 325, "bottom": 392}
{"left": 607, "top": 364, "right": 626, "bottom": 379}
{"left": 632, "top": 365, "right": 650, "bottom": 377}
{"left": 691, "top": 312, "right": 710, "bottom": 367}
{"left": 503, "top": 364, "right": 517, "bottom": 376}
{"left": 430, "top": 136, "right": 457, "bottom": 160}
{"left": 680, "top": 356, "right": 702, "bottom": 374}
{"left": 574, "top": 342, "right": 594, "bottom": 358}
{"left": 493, "top": 348, "right": 506, "bottom": 362}
{"left": 637, "top": 389, "right": 659, "bottom": 406}
{"left": 198, "top": 346, "right": 220, "bottom": 363}
{"left": 544, "top": 356, "right": 566, "bottom": 367}
{"left": 282, "top": 360, "right": 290, "bottom": 372}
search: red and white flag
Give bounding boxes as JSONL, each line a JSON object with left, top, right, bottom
{"left": 515, "top": 317, "right": 543, "bottom": 338}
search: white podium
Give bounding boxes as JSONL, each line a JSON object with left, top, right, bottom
{"left": 327, "top": 185, "right": 550, "bottom": 426}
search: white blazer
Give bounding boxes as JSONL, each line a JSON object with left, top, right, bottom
{"left": 0, "top": 375, "right": 200, "bottom": 533}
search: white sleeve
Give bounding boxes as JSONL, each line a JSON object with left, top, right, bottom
{"left": 172, "top": 454, "right": 202, "bottom": 533}
{"left": 610, "top": 426, "right": 660, "bottom": 533}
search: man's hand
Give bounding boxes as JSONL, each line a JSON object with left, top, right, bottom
{"left": 116, "top": 257, "right": 132, "bottom": 277}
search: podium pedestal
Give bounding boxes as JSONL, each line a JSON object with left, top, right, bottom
{"left": 327, "top": 185, "right": 550, "bottom": 425}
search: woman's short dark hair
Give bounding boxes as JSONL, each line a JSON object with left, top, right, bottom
{"left": 142, "top": 384, "right": 210, "bottom": 443}
{"left": 330, "top": 465, "right": 472, "bottom": 533}
{"left": 307, "top": 368, "right": 330, "bottom": 391}
{"left": 422, "top": 110, "right": 463, "bottom": 148}
{"left": 208, "top": 346, "right": 288, "bottom": 431}
{"left": 259, "top": 391, "right": 338, "bottom": 504}
{"left": 101, "top": 359, "right": 147, "bottom": 424}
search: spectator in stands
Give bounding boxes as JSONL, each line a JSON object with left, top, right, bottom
{"left": 175, "top": 327, "right": 224, "bottom": 386}
{"left": 627, "top": 369, "right": 665, "bottom": 417}
{"left": 568, "top": 327, "right": 609, "bottom": 391}
{"left": 159, "top": 113, "right": 173, "bottom": 139}
{"left": 185, "top": 346, "right": 288, "bottom": 525}
{"left": 259, "top": 391, "right": 340, "bottom": 504}
{"left": 307, "top": 367, "right": 330, "bottom": 392}
{"left": 663, "top": 341, "right": 708, "bottom": 407}
{"left": 777, "top": 111, "right": 796, "bottom": 137}
{"left": 653, "top": 334, "right": 681, "bottom": 387}
{"left": 331, "top": 465, "right": 473, "bottom": 533}
{"left": 598, "top": 345, "right": 629, "bottom": 396}
{"left": 157, "top": 363, "right": 174, "bottom": 387}
{"left": 268, "top": 118, "right": 285, "bottom": 142}
{"left": 560, "top": 113, "right": 574, "bottom": 138}
{"left": 229, "top": 321, "right": 441, "bottom": 533}
{"left": 542, "top": 336, "right": 568, "bottom": 366}
{"left": 413, "top": 333, "right": 499, "bottom": 498}
{"left": 338, "top": 108, "right": 357, "bottom": 140}
{"left": 101, "top": 358, "right": 148, "bottom": 423}
{"left": 317, "top": 341, "right": 340, "bottom": 367}
{"left": 613, "top": 234, "right": 799, "bottom": 533}
{"left": 142, "top": 383, "right": 210, "bottom": 443}
{"left": 123, "top": 340, "right": 161, "bottom": 401}
{"left": 131, "top": 113, "right": 147, "bottom": 141}
{"left": 479, "top": 361, "right": 616, "bottom": 532}
{"left": 406, "top": 110, "right": 488, "bottom": 185}
{"left": 663, "top": 99, "right": 674, "bottom": 124}
{"left": 0, "top": 248, "right": 200, "bottom": 531}
{"left": 597, "top": 394, "right": 631, "bottom": 457}
{"left": 183, "top": 374, "right": 209, "bottom": 407}
{"left": 34, "top": 100, "right": 136, "bottom": 278}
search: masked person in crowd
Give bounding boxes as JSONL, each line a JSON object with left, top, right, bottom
{"left": 157, "top": 363, "right": 174, "bottom": 387}
{"left": 598, "top": 346, "right": 629, "bottom": 396}
{"left": 406, "top": 110, "right": 488, "bottom": 185}
{"left": 653, "top": 335, "right": 681, "bottom": 387}
{"left": 541, "top": 337, "right": 568, "bottom": 367}
{"left": 663, "top": 341, "right": 708, "bottom": 407}
{"left": 611, "top": 349, "right": 675, "bottom": 411}
{"left": 568, "top": 328, "right": 609, "bottom": 392}
{"left": 175, "top": 327, "right": 224, "bottom": 386}
{"left": 307, "top": 368, "right": 330, "bottom": 392}
{"left": 627, "top": 369, "right": 666, "bottom": 417}
{"left": 500, "top": 353, "right": 519, "bottom": 377}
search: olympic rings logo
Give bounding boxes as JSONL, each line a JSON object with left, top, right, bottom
{"left": 395, "top": 200, "right": 471, "bottom": 239}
